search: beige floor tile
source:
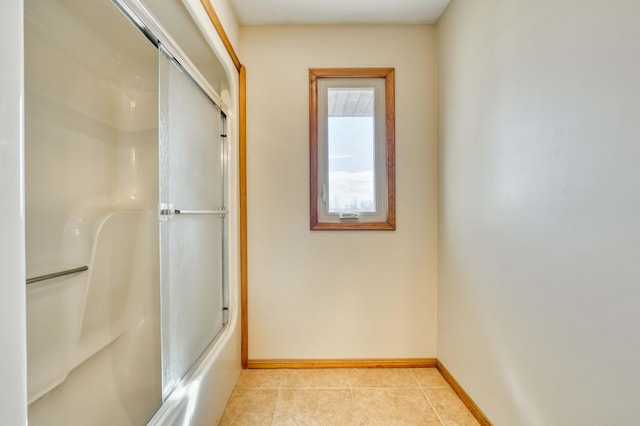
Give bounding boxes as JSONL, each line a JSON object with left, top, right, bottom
{"left": 220, "top": 369, "right": 481, "bottom": 426}
{"left": 423, "top": 388, "right": 480, "bottom": 426}
{"left": 234, "top": 369, "right": 283, "bottom": 389}
{"left": 412, "top": 368, "right": 450, "bottom": 388}
{"left": 273, "top": 389, "right": 354, "bottom": 425}
{"left": 219, "top": 388, "right": 279, "bottom": 426}
{"left": 281, "top": 368, "right": 350, "bottom": 388}
{"left": 349, "top": 368, "right": 419, "bottom": 388}
{"left": 352, "top": 388, "right": 442, "bottom": 425}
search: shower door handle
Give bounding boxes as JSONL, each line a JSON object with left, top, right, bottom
{"left": 174, "top": 209, "right": 227, "bottom": 216}
{"left": 159, "top": 204, "right": 227, "bottom": 219}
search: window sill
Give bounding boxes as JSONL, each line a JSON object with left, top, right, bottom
{"left": 310, "top": 220, "right": 396, "bottom": 231}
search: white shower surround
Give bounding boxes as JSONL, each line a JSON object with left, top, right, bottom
{"left": 21, "top": 0, "right": 241, "bottom": 423}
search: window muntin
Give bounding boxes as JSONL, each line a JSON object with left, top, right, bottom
{"left": 310, "top": 68, "right": 395, "bottom": 230}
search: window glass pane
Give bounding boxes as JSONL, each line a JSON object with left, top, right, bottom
{"left": 327, "top": 88, "right": 376, "bottom": 213}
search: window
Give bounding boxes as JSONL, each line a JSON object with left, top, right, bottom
{"left": 309, "top": 68, "right": 395, "bottom": 230}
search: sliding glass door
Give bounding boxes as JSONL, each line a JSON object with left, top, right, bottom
{"left": 158, "top": 45, "right": 228, "bottom": 399}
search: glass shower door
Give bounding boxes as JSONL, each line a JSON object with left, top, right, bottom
{"left": 158, "top": 45, "right": 227, "bottom": 399}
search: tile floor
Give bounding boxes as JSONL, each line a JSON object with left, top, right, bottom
{"left": 219, "top": 368, "right": 480, "bottom": 425}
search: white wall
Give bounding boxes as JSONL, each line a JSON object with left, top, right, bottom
{"left": 208, "top": 0, "right": 240, "bottom": 51}
{"left": 438, "top": 0, "right": 640, "bottom": 424}
{"left": 241, "top": 25, "right": 438, "bottom": 359}
{"left": 0, "top": 0, "right": 28, "bottom": 424}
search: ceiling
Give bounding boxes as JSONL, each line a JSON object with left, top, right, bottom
{"left": 227, "top": 0, "right": 451, "bottom": 25}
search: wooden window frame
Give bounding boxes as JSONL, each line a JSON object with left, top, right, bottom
{"left": 309, "top": 68, "right": 396, "bottom": 230}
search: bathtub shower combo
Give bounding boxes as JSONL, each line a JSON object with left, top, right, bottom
{"left": 24, "top": 0, "right": 240, "bottom": 424}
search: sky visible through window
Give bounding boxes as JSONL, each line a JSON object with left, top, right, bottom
{"left": 327, "top": 116, "right": 376, "bottom": 212}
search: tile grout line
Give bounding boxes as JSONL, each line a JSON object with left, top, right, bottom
{"left": 348, "top": 368, "right": 355, "bottom": 425}
{"left": 422, "top": 388, "right": 446, "bottom": 426}
{"left": 278, "top": 386, "right": 352, "bottom": 389}
{"left": 270, "top": 372, "right": 284, "bottom": 426}
{"left": 411, "top": 369, "right": 446, "bottom": 426}
{"left": 270, "top": 388, "right": 280, "bottom": 426}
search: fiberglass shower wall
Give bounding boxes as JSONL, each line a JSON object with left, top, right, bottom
{"left": 25, "top": 0, "right": 161, "bottom": 423}
{"left": 24, "top": 0, "right": 229, "bottom": 424}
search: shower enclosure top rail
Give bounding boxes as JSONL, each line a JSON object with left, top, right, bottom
{"left": 26, "top": 266, "right": 89, "bottom": 285}
{"left": 113, "top": 0, "right": 228, "bottom": 114}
